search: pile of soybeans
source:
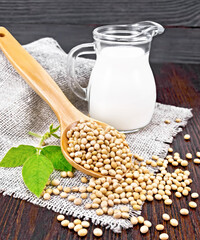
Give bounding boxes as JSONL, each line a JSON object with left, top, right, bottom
{"left": 42, "top": 120, "right": 199, "bottom": 239}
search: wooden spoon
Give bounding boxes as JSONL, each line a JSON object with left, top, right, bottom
{"left": 0, "top": 27, "right": 108, "bottom": 178}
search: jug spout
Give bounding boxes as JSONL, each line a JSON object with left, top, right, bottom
{"left": 134, "top": 21, "right": 164, "bottom": 38}
{"left": 93, "top": 21, "right": 164, "bottom": 44}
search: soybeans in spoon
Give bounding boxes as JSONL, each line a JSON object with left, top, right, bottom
{"left": 66, "top": 119, "right": 133, "bottom": 177}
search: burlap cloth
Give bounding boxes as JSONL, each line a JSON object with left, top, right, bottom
{"left": 0, "top": 38, "right": 193, "bottom": 232}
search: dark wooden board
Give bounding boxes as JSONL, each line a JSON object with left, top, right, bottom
{"left": 0, "top": 63, "right": 199, "bottom": 240}
{"left": 1, "top": 0, "right": 200, "bottom": 26}
{"left": 2, "top": 24, "right": 200, "bottom": 64}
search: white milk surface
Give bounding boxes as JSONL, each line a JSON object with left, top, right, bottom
{"left": 87, "top": 46, "right": 156, "bottom": 131}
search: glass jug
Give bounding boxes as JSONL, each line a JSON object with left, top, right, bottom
{"left": 67, "top": 21, "right": 164, "bottom": 132}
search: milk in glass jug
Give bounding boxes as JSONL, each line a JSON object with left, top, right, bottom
{"left": 67, "top": 21, "right": 164, "bottom": 132}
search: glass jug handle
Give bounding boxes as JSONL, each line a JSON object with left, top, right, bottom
{"left": 67, "top": 43, "right": 95, "bottom": 101}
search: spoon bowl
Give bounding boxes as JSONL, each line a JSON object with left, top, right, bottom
{"left": 0, "top": 27, "right": 119, "bottom": 178}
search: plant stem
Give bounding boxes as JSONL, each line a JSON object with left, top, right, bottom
{"left": 29, "top": 124, "right": 60, "bottom": 147}
{"left": 28, "top": 131, "right": 42, "bottom": 138}
{"left": 39, "top": 133, "right": 50, "bottom": 147}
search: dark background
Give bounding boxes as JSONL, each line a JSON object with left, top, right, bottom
{"left": 0, "top": 1, "right": 200, "bottom": 240}
{"left": 1, "top": 0, "right": 200, "bottom": 64}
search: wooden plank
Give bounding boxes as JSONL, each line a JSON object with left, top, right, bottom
{"left": 0, "top": 63, "right": 199, "bottom": 239}
{"left": 0, "top": 0, "right": 200, "bottom": 26}
{"left": 3, "top": 24, "right": 200, "bottom": 64}
{"left": 152, "top": 27, "right": 200, "bottom": 64}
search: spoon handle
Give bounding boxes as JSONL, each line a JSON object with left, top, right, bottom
{"left": 0, "top": 27, "right": 84, "bottom": 130}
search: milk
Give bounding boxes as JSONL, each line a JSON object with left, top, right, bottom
{"left": 87, "top": 46, "right": 156, "bottom": 131}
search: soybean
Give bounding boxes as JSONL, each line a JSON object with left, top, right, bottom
{"left": 184, "top": 134, "right": 190, "bottom": 140}
{"left": 159, "top": 233, "right": 169, "bottom": 240}
{"left": 189, "top": 201, "right": 197, "bottom": 208}
{"left": 131, "top": 216, "right": 138, "bottom": 225}
{"left": 93, "top": 228, "right": 103, "bottom": 237}
{"left": 180, "top": 208, "right": 189, "bottom": 215}
{"left": 162, "top": 213, "right": 170, "bottom": 221}
{"left": 78, "top": 228, "right": 88, "bottom": 237}
{"left": 191, "top": 192, "right": 199, "bottom": 199}
{"left": 61, "top": 220, "right": 69, "bottom": 227}
{"left": 140, "top": 225, "right": 149, "bottom": 234}
{"left": 170, "top": 218, "right": 178, "bottom": 227}
{"left": 144, "top": 220, "right": 152, "bottom": 228}
{"left": 156, "top": 224, "right": 164, "bottom": 231}
{"left": 57, "top": 215, "right": 65, "bottom": 221}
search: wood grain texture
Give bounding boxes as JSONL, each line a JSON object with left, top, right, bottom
{"left": 0, "top": 63, "right": 199, "bottom": 240}
{"left": 0, "top": 0, "right": 200, "bottom": 26}
{"left": 2, "top": 24, "right": 200, "bottom": 64}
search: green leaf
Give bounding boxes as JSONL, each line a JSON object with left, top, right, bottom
{"left": 50, "top": 125, "right": 60, "bottom": 134}
{"left": 22, "top": 154, "right": 54, "bottom": 197}
{"left": 0, "top": 145, "right": 37, "bottom": 167}
{"left": 41, "top": 146, "right": 73, "bottom": 171}
{"left": 51, "top": 133, "right": 60, "bottom": 139}
{"left": 49, "top": 124, "right": 53, "bottom": 132}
